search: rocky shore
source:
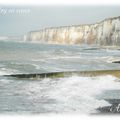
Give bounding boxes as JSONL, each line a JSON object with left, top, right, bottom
{"left": 97, "top": 99, "right": 120, "bottom": 114}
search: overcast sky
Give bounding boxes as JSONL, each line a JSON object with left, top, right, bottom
{"left": 0, "top": 5, "right": 120, "bottom": 36}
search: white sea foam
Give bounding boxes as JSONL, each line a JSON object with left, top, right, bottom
{"left": 22, "top": 75, "right": 120, "bottom": 114}
{"left": 106, "top": 57, "right": 120, "bottom": 63}
{"left": 31, "top": 56, "right": 82, "bottom": 61}
{"left": 47, "top": 75, "right": 120, "bottom": 113}
{"left": 0, "top": 68, "right": 18, "bottom": 75}
{"left": 31, "top": 64, "right": 41, "bottom": 70}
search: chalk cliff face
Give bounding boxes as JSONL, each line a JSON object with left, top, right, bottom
{"left": 25, "top": 16, "right": 120, "bottom": 46}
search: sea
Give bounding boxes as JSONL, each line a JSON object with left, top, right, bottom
{"left": 0, "top": 40, "right": 120, "bottom": 114}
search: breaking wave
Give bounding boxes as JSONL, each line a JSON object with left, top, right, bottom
{"left": 22, "top": 75, "right": 120, "bottom": 114}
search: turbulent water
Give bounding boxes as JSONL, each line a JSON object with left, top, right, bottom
{"left": 0, "top": 40, "right": 120, "bottom": 114}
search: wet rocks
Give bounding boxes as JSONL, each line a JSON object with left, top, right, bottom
{"left": 112, "top": 61, "right": 120, "bottom": 64}
{"left": 97, "top": 99, "right": 120, "bottom": 114}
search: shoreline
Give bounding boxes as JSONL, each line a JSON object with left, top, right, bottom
{"left": 96, "top": 99, "right": 120, "bottom": 114}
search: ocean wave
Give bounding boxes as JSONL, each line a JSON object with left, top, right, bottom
{"left": 21, "top": 75, "right": 120, "bottom": 114}
{"left": 0, "top": 68, "right": 19, "bottom": 76}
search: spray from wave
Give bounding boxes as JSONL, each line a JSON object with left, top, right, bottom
{"left": 0, "top": 68, "right": 19, "bottom": 75}
{"left": 21, "top": 75, "right": 120, "bottom": 114}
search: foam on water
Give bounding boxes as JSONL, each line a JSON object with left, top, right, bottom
{"left": 0, "top": 68, "right": 19, "bottom": 76}
{"left": 21, "top": 75, "right": 120, "bottom": 114}
{"left": 0, "top": 41, "right": 120, "bottom": 114}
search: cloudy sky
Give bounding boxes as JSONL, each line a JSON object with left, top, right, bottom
{"left": 0, "top": 5, "right": 120, "bottom": 36}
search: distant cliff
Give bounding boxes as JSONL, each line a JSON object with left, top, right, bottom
{"left": 25, "top": 16, "right": 120, "bottom": 46}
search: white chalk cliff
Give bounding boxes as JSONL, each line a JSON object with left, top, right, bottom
{"left": 25, "top": 16, "right": 120, "bottom": 46}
